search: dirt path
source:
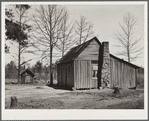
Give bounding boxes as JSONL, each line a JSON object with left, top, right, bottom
{"left": 5, "top": 84, "right": 144, "bottom": 109}
{"left": 5, "top": 84, "right": 71, "bottom": 101}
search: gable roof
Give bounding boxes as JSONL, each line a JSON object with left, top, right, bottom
{"left": 57, "top": 37, "right": 140, "bottom": 69}
{"left": 21, "top": 69, "right": 35, "bottom": 77}
{"left": 110, "top": 54, "right": 140, "bottom": 69}
{"left": 58, "top": 37, "right": 101, "bottom": 64}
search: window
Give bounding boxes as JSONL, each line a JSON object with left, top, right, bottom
{"left": 93, "top": 70, "right": 98, "bottom": 77}
{"left": 92, "top": 64, "right": 98, "bottom": 78}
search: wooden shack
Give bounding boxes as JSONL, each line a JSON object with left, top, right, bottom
{"left": 110, "top": 54, "right": 140, "bottom": 89}
{"left": 21, "top": 69, "right": 35, "bottom": 84}
{"left": 57, "top": 37, "right": 140, "bottom": 90}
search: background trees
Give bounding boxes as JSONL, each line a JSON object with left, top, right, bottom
{"left": 32, "top": 5, "right": 67, "bottom": 85}
{"left": 34, "top": 61, "right": 43, "bottom": 81}
{"left": 5, "top": 5, "right": 144, "bottom": 83}
{"left": 55, "top": 10, "right": 75, "bottom": 57}
{"left": 114, "top": 13, "right": 143, "bottom": 63}
{"left": 75, "top": 16, "right": 94, "bottom": 45}
{"left": 5, "top": 5, "right": 34, "bottom": 83}
{"left": 5, "top": 8, "right": 13, "bottom": 53}
{"left": 5, "top": 61, "right": 18, "bottom": 78}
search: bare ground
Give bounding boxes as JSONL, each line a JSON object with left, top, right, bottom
{"left": 5, "top": 84, "right": 144, "bottom": 109}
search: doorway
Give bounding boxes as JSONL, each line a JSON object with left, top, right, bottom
{"left": 65, "top": 68, "right": 68, "bottom": 87}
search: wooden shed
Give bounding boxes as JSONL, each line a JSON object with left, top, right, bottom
{"left": 110, "top": 54, "right": 139, "bottom": 89}
{"left": 21, "top": 69, "right": 35, "bottom": 84}
{"left": 57, "top": 37, "right": 140, "bottom": 90}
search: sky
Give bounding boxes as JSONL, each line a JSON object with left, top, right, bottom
{"left": 4, "top": 2, "right": 146, "bottom": 67}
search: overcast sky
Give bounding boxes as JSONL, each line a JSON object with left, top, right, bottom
{"left": 4, "top": 2, "right": 146, "bottom": 67}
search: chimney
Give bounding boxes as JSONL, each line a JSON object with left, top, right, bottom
{"left": 100, "top": 42, "right": 111, "bottom": 88}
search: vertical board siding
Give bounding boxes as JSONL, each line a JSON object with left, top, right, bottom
{"left": 89, "top": 61, "right": 93, "bottom": 88}
{"left": 84, "top": 62, "right": 86, "bottom": 88}
{"left": 57, "top": 62, "right": 74, "bottom": 88}
{"left": 58, "top": 38, "right": 100, "bottom": 90}
{"left": 76, "top": 40, "right": 100, "bottom": 60}
{"left": 110, "top": 57, "right": 136, "bottom": 89}
{"left": 77, "top": 61, "right": 79, "bottom": 89}
{"left": 74, "top": 60, "right": 97, "bottom": 89}
{"left": 86, "top": 62, "right": 88, "bottom": 88}
{"left": 71, "top": 62, "right": 74, "bottom": 87}
{"left": 74, "top": 61, "right": 76, "bottom": 88}
{"left": 78, "top": 61, "right": 81, "bottom": 88}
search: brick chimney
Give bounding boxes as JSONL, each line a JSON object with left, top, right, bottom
{"left": 100, "top": 42, "right": 111, "bottom": 88}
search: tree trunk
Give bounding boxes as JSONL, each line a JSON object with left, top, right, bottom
{"left": 39, "top": 71, "right": 41, "bottom": 81}
{"left": 62, "top": 51, "right": 64, "bottom": 57}
{"left": 79, "top": 32, "right": 82, "bottom": 45}
{"left": 18, "top": 13, "right": 21, "bottom": 84}
{"left": 18, "top": 43, "right": 20, "bottom": 83}
{"left": 10, "top": 96, "right": 18, "bottom": 109}
{"left": 50, "top": 47, "right": 53, "bottom": 86}
{"left": 49, "top": 10, "right": 53, "bottom": 86}
{"left": 127, "top": 41, "right": 130, "bottom": 63}
{"left": 62, "top": 44, "right": 64, "bottom": 57}
{"left": 113, "top": 87, "right": 120, "bottom": 94}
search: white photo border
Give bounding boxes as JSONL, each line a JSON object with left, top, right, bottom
{"left": 2, "top": 1, "right": 148, "bottom": 120}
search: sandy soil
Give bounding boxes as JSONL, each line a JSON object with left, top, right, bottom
{"left": 5, "top": 84, "right": 144, "bottom": 109}
{"left": 5, "top": 84, "right": 70, "bottom": 101}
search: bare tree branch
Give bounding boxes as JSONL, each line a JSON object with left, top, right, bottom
{"left": 75, "top": 16, "right": 94, "bottom": 45}
{"left": 114, "top": 13, "right": 143, "bottom": 63}
{"left": 33, "top": 5, "right": 66, "bottom": 85}
{"left": 55, "top": 9, "right": 76, "bottom": 57}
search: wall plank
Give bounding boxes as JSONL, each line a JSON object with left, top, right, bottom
{"left": 110, "top": 57, "right": 136, "bottom": 89}
{"left": 74, "top": 60, "right": 95, "bottom": 89}
{"left": 76, "top": 40, "right": 100, "bottom": 61}
{"left": 57, "top": 62, "right": 74, "bottom": 88}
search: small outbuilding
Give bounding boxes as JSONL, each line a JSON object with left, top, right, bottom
{"left": 21, "top": 69, "right": 35, "bottom": 84}
{"left": 57, "top": 37, "right": 140, "bottom": 90}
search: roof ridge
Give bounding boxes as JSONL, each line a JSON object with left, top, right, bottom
{"left": 58, "top": 37, "right": 101, "bottom": 64}
{"left": 110, "top": 54, "right": 140, "bottom": 68}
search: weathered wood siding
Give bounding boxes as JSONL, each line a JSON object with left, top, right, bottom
{"left": 57, "top": 62, "right": 74, "bottom": 88}
{"left": 74, "top": 60, "right": 98, "bottom": 89}
{"left": 110, "top": 57, "right": 136, "bottom": 89}
{"left": 76, "top": 40, "right": 100, "bottom": 60}
{"left": 21, "top": 74, "right": 33, "bottom": 84}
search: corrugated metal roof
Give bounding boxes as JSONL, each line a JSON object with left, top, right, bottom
{"left": 58, "top": 37, "right": 101, "bottom": 64}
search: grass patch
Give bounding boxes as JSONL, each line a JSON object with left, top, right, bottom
{"left": 6, "top": 98, "right": 64, "bottom": 109}
{"left": 5, "top": 84, "right": 144, "bottom": 109}
{"left": 104, "top": 97, "right": 144, "bottom": 109}
{"left": 5, "top": 79, "right": 17, "bottom": 84}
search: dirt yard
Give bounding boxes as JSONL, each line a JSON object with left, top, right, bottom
{"left": 5, "top": 83, "right": 144, "bottom": 109}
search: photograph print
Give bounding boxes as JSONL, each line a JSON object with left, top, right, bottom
{"left": 2, "top": 1, "right": 147, "bottom": 120}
